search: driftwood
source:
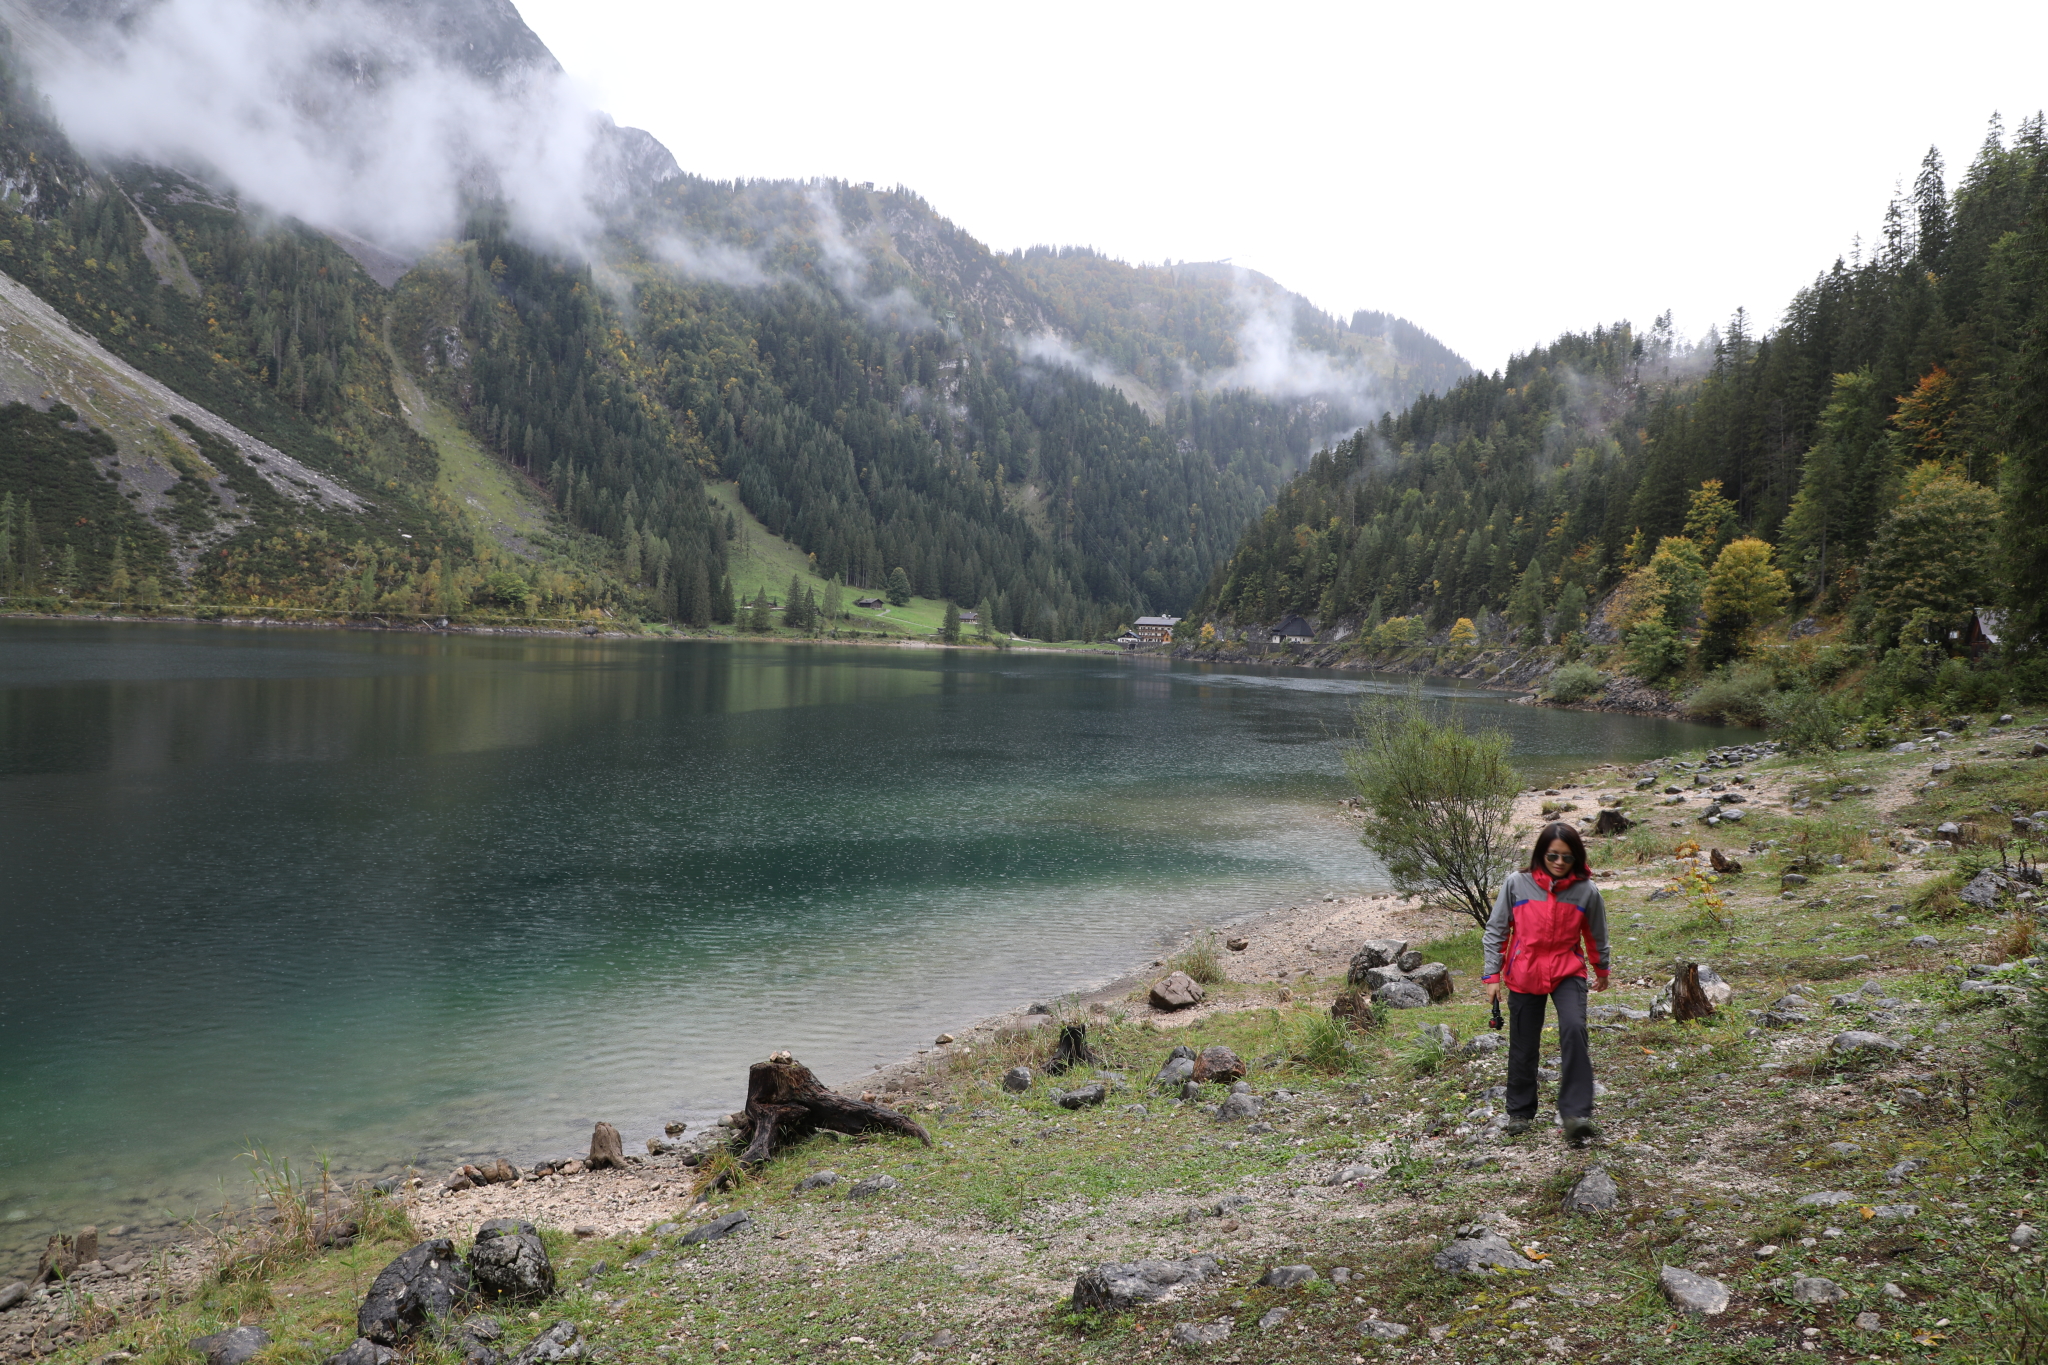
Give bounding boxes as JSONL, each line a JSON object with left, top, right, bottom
{"left": 587, "top": 1122, "right": 629, "bottom": 1171}
{"left": 1709, "top": 848, "right": 1743, "bottom": 874}
{"left": 1669, "top": 963, "right": 1717, "bottom": 1022}
{"left": 735, "top": 1056, "right": 931, "bottom": 1165}
{"left": 1043, "top": 1023, "right": 1099, "bottom": 1075}
{"left": 36, "top": 1227, "right": 97, "bottom": 1282}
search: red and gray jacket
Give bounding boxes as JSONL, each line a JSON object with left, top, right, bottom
{"left": 1481, "top": 869, "right": 1610, "bottom": 995}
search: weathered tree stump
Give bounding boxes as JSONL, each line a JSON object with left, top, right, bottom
{"left": 1669, "top": 963, "right": 1717, "bottom": 1022}
{"left": 1043, "top": 1023, "right": 1098, "bottom": 1075}
{"left": 1592, "top": 808, "right": 1633, "bottom": 836}
{"left": 36, "top": 1227, "right": 96, "bottom": 1282}
{"left": 587, "top": 1122, "right": 629, "bottom": 1171}
{"left": 1329, "top": 991, "right": 1381, "bottom": 1032}
{"left": 1708, "top": 848, "right": 1743, "bottom": 874}
{"left": 734, "top": 1056, "right": 931, "bottom": 1165}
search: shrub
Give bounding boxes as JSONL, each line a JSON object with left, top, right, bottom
{"left": 1295, "top": 1012, "right": 1360, "bottom": 1074}
{"left": 1684, "top": 663, "right": 1777, "bottom": 726}
{"left": 1542, "top": 661, "right": 1606, "bottom": 704}
{"left": 1167, "top": 933, "right": 1224, "bottom": 985}
{"left": 1998, "top": 974, "right": 2048, "bottom": 1136}
{"left": 1624, "top": 618, "right": 1686, "bottom": 683}
{"left": 1764, "top": 687, "right": 1843, "bottom": 753}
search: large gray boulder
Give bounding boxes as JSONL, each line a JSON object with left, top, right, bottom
{"left": 469, "top": 1219, "right": 554, "bottom": 1302}
{"left": 1791, "top": 1275, "right": 1848, "bottom": 1305}
{"left": 1562, "top": 1167, "right": 1622, "bottom": 1214}
{"left": 1150, "top": 971, "right": 1206, "bottom": 1010}
{"left": 1257, "top": 1264, "right": 1317, "bottom": 1288}
{"left": 1432, "top": 1226, "right": 1536, "bottom": 1274}
{"left": 1374, "top": 980, "right": 1431, "bottom": 1010}
{"left": 1830, "top": 1031, "right": 1904, "bottom": 1060}
{"left": 1155, "top": 1046, "right": 1197, "bottom": 1086}
{"left": 1071, "top": 1256, "right": 1220, "bottom": 1310}
{"left": 1216, "top": 1092, "right": 1261, "bottom": 1121}
{"left": 1408, "top": 963, "right": 1454, "bottom": 1001}
{"left": 680, "top": 1211, "right": 753, "bottom": 1244}
{"left": 1347, "top": 940, "right": 1409, "bottom": 984}
{"left": 511, "top": 1321, "right": 584, "bottom": 1364}
{"left": 190, "top": 1326, "right": 272, "bottom": 1365}
{"left": 321, "top": 1340, "right": 399, "bottom": 1365}
{"left": 357, "top": 1238, "right": 476, "bottom": 1345}
{"left": 1169, "top": 1321, "right": 1231, "bottom": 1347}
{"left": 1658, "top": 1266, "right": 1730, "bottom": 1316}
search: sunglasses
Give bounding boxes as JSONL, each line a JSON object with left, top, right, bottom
{"left": 1543, "top": 850, "right": 1576, "bottom": 863}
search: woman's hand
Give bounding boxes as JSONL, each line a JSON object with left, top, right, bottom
{"left": 1485, "top": 980, "right": 1503, "bottom": 1005}
{"left": 1592, "top": 974, "right": 1610, "bottom": 993}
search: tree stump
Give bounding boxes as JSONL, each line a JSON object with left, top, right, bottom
{"left": 734, "top": 1056, "right": 931, "bottom": 1165}
{"left": 1592, "top": 808, "right": 1633, "bottom": 836}
{"left": 1043, "top": 1023, "right": 1098, "bottom": 1075}
{"left": 1709, "top": 848, "right": 1743, "bottom": 874}
{"left": 1669, "top": 963, "right": 1716, "bottom": 1022}
{"left": 1329, "top": 992, "right": 1380, "bottom": 1032}
{"left": 587, "top": 1122, "right": 629, "bottom": 1171}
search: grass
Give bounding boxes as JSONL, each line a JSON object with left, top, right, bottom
{"left": 24, "top": 711, "right": 2048, "bottom": 1365}
{"left": 1166, "top": 932, "right": 1226, "bottom": 985}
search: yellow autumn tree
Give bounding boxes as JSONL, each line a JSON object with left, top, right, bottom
{"left": 1700, "top": 537, "right": 1791, "bottom": 663}
{"left": 1448, "top": 617, "right": 1479, "bottom": 648}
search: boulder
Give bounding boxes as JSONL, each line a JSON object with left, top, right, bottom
{"left": 1359, "top": 1321, "right": 1410, "bottom": 1341}
{"left": 189, "top": 1326, "right": 271, "bottom": 1365}
{"left": 0, "top": 1282, "right": 27, "bottom": 1313}
{"left": 2014, "top": 1224, "right": 2041, "bottom": 1249}
{"left": 1396, "top": 949, "right": 1424, "bottom": 972}
{"left": 1057, "top": 1083, "right": 1108, "bottom": 1110}
{"left": 1871, "top": 1204, "right": 1919, "bottom": 1222}
{"left": 1347, "top": 940, "right": 1409, "bottom": 983}
{"left": 1168, "top": 1321, "right": 1231, "bottom": 1347}
{"left": 322, "top": 1340, "right": 399, "bottom": 1365}
{"left": 1226, "top": 937, "right": 1249, "bottom": 951}
{"left": 1070, "top": 1256, "right": 1220, "bottom": 1310}
{"left": 1794, "top": 1191, "right": 1857, "bottom": 1207}
{"left": 1358, "top": 964, "right": 1410, "bottom": 991}
{"left": 1190, "top": 1046, "right": 1246, "bottom": 1085}
{"left": 469, "top": 1219, "right": 553, "bottom": 1302}
{"left": 848, "top": 1175, "right": 902, "bottom": 1200}
{"left": 1961, "top": 871, "right": 2007, "bottom": 909}
{"left": 1658, "top": 1266, "right": 1730, "bottom": 1316}
{"left": 1155, "top": 1046, "right": 1197, "bottom": 1086}
{"left": 357, "top": 1238, "right": 476, "bottom": 1345}
{"left": 1001, "top": 1066, "right": 1033, "bottom": 1093}
{"left": 795, "top": 1171, "right": 839, "bottom": 1192}
{"left": 1791, "top": 1275, "right": 1847, "bottom": 1305}
{"left": 1149, "top": 971, "right": 1206, "bottom": 1011}
{"left": 1216, "top": 1092, "right": 1261, "bottom": 1121}
{"left": 1257, "top": 1307, "right": 1290, "bottom": 1331}
{"left": 511, "top": 1320, "right": 583, "bottom": 1364}
{"left": 679, "top": 1212, "right": 753, "bottom": 1245}
{"left": 1257, "top": 1265, "right": 1317, "bottom": 1288}
{"left": 1320, "top": 1163, "right": 1375, "bottom": 1186}
{"left": 1373, "top": 980, "right": 1431, "bottom": 1009}
{"left": 1908, "top": 935, "right": 1940, "bottom": 949}
{"left": 1562, "top": 1167, "right": 1622, "bottom": 1213}
{"left": 1408, "top": 963, "right": 1454, "bottom": 1002}
{"left": 1432, "top": 1227, "right": 1536, "bottom": 1274}
{"left": 1463, "top": 1033, "right": 1506, "bottom": 1055}
{"left": 1830, "top": 1031, "right": 1904, "bottom": 1060}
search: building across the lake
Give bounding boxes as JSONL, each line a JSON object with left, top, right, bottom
{"left": 854, "top": 597, "right": 885, "bottom": 609}
{"left": 1130, "top": 615, "right": 1180, "bottom": 644}
{"left": 1269, "top": 615, "right": 1314, "bottom": 644}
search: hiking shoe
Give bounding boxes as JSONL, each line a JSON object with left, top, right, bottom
{"left": 1501, "top": 1114, "right": 1534, "bottom": 1136}
{"left": 1562, "top": 1115, "right": 1599, "bottom": 1146}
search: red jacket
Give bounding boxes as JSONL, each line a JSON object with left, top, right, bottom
{"left": 1481, "top": 868, "right": 1610, "bottom": 995}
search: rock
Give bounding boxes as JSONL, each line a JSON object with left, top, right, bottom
{"left": 510, "top": 1320, "right": 583, "bottom": 1364}
{"left": 1754, "top": 1245, "right": 1778, "bottom": 1259}
{"left": 1149, "top": 971, "right": 1206, "bottom": 1011}
{"left": 1433, "top": 1229, "right": 1537, "bottom": 1274}
{"left": 1257, "top": 1307, "right": 1291, "bottom": 1331}
{"left": 1563, "top": 1167, "right": 1622, "bottom": 1213}
{"left": 1791, "top": 1275, "right": 1847, "bottom": 1305}
{"left": 1961, "top": 871, "right": 2007, "bottom": 909}
{"left": 1415, "top": 1022, "right": 1457, "bottom": 1050}
{"left": 1396, "top": 949, "right": 1424, "bottom": 972}
{"left": 1216, "top": 1092, "right": 1262, "bottom": 1121}
{"left": 1909, "top": 935, "right": 1940, "bottom": 949}
{"left": 1884, "top": 1158, "right": 1924, "bottom": 1185}
{"left": 0, "top": 1282, "right": 26, "bottom": 1313}
{"left": 1658, "top": 1266, "right": 1731, "bottom": 1316}
{"left": 1257, "top": 1264, "right": 1317, "bottom": 1288}
{"left": 1463, "top": 1033, "right": 1506, "bottom": 1055}
{"left": 1070, "top": 1256, "right": 1220, "bottom": 1310}
{"left": 1795, "top": 1191, "right": 1857, "bottom": 1207}
{"left": 1227, "top": 937, "right": 1249, "bottom": 951}
{"left": 2014, "top": 1223, "right": 2041, "bottom": 1249}
{"left": 1168, "top": 1321, "right": 1231, "bottom": 1347}
{"left": 1871, "top": 1204, "right": 1919, "bottom": 1222}
{"left": 1826, "top": 1141, "right": 1860, "bottom": 1156}
{"left": 1349, "top": 939, "right": 1410, "bottom": 977}
{"left": 1830, "top": 1031, "right": 1904, "bottom": 1060}
{"left": 1781, "top": 872, "right": 1809, "bottom": 888}
{"left": 795, "top": 1171, "right": 839, "bottom": 1192}
{"left": 679, "top": 1211, "right": 753, "bottom": 1245}
{"left": 1057, "top": 1083, "right": 1108, "bottom": 1109}
{"left": 322, "top": 1339, "right": 399, "bottom": 1365}
{"left": 358, "top": 1238, "right": 476, "bottom": 1345}
{"left": 1408, "top": 962, "right": 1454, "bottom": 1002}
{"left": 1190, "top": 1046, "right": 1246, "bottom": 1084}
{"left": 1358, "top": 964, "right": 1409, "bottom": 990}
{"left": 1359, "top": 1321, "right": 1410, "bottom": 1341}
{"left": 1155, "top": 1047, "right": 1197, "bottom": 1085}
{"left": 189, "top": 1326, "right": 271, "bottom": 1365}
{"left": 1321, "top": 1163, "right": 1374, "bottom": 1186}
{"left": 469, "top": 1219, "right": 553, "bottom": 1302}
{"left": 1374, "top": 980, "right": 1431, "bottom": 1009}
{"left": 1853, "top": 1310, "right": 1881, "bottom": 1331}
{"left": 1001, "top": 1066, "right": 1033, "bottom": 1093}
{"left": 848, "top": 1175, "right": 902, "bottom": 1200}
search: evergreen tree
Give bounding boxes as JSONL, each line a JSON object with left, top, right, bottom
{"left": 686, "top": 561, "right": 712, "bottom": 627}
{"left": 786, "top": 574, "right": 804, "bottom": 629}
{"left": 886, "top": 565, "right": 912, "bottom": 606}
{"left": 108, "top": 536, "right": 130, "bottom": 600}
{"left": 748, "top": 588, "right": 773, "bottom": 633}
{"left": 823, "top": 575, "right": 843, "bottom": 622}
{"left": 713, "top": 574, "right": 737, "bottom": 625}
{"left": 942, "top": 601, "right": 961, "bottom": 643}
{"left": 1863, "top": 464, "right": 1999, "bottom": 645}
{"left": 976, "top": 596, "right": 995, "bottom": 641}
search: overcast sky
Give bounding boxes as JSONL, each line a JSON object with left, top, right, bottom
{"left": 515, "top": 0, "right": 2044, "bottom": 372}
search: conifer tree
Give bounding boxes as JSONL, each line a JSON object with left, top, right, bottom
{"left": 942, "top": 601, "right": 961, "bottom": 643}
{"left": 748, "top": 588, "right": 773, "bottom": 633}
{"left": 687, "top": 562, "right": 712, "bottom": 627}
{"left": 886, "top": 566, "right": 911, "bottom": 606}
{"left": 713, "top": 575, "right": 736, "bottom": 625}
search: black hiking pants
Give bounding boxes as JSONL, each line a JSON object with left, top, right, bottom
{"left": 1505, "top": 975, "right": 1593, "bottom": 1119}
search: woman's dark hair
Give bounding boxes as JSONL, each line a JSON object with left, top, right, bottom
{"left": 1528, "top": 821, "right": 1589, "bottom": 877}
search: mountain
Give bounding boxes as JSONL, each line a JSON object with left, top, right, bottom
{"left": 1194, "top": 118, "right": 2048, "bottom": 713}
{"left": 0, "top": 0, "right": 1469, "bottom": 633}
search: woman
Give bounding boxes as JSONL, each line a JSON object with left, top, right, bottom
{"left": 1481, "top": 821, "right": 1610, "bottom": 1145}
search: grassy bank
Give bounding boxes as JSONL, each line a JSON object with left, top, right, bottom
{"left": 10, "top": 719, "right": 2048, "bottom": 1364}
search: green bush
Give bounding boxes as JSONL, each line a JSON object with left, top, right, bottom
{"left": 1167, "top": 933, "right": 1225, "bottom": 985}
{"left": 1624, "top": 619, "right": 1686, "bottom": 683}
{"left": 1684, "top": 662, "right": 1777, "bottom": 726}
{"left": 1764, "top": 687, "right": 1844, "bottom": 753}
{"left": 1541, "top": 661, "right": 1606, "bottom": 704}
{"left": 1999, "top": 976, "right": 2048, "bottom": 1136}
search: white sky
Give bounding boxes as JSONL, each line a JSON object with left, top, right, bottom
{"left": 517, "top": 0, "right": 2046, "bottom": 372}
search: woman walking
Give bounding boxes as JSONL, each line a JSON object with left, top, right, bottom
{"left": 1481, "top": 822, "right": 1610, "bottom": 1145}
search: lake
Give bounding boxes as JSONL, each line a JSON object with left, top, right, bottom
{"left": 0, "top": 622, "right": 1731, "bottom": 1272}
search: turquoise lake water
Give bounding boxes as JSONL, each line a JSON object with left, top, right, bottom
{"left": 0, "top": 622, "right": 1734, "bottom": 1273}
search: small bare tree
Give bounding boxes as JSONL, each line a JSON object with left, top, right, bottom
{"left": 1343, "top": 691, "right": 1521, "bottom": 928}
